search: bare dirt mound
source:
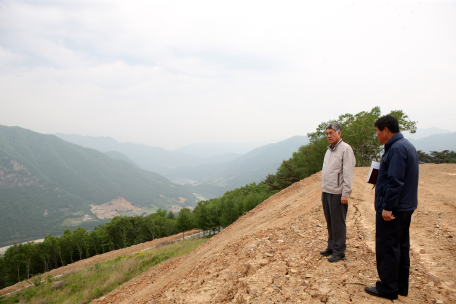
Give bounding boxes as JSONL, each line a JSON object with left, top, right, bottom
{"left": 93, "top": 164, "right": 456, "bottom": 304}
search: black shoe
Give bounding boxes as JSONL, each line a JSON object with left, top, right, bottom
{"left": 320, "top": 249, "right": 332, "bottom": 256}
{"left": 364, "top": 286, "right": 398, "bottom": 300}
{"left": 328, "top": 255, "right": 345, "bottom": 263}
{"left": 398, "top": 291, "right": 408, "bottom": 297}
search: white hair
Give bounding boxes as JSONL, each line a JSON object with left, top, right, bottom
{"left": 326, "top": 123, "right": 342, "bottom": 133}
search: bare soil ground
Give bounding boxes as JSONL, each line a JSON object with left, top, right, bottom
{"left": 91, "top": 197, "right": 142, "bottom": 219}
{"left": 0, "top": 229, "right": 202, "bottom": 296}
{"left": 176, "top": 197, "right": 187, "bottom": 204}
{"left": 92, "top": 164, "right": 456, "bottom": 304}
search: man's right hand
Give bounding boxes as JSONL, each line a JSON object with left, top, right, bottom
{"left": 382, "top": 209, "right": 395, "bottom": 221}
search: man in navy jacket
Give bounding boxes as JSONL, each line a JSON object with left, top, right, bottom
{"left": 365, "top": 115, "right": 419, "bottom": 300}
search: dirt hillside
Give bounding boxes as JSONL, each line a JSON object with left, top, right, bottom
{"left": 93, "top": 164, "right": 456, "bottom": 304}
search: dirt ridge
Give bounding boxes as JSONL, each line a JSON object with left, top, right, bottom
{"left": 94, "top": 164, "right": 456, "bottom": 303}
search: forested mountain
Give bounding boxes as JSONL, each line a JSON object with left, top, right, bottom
{"left": 407, "top": 132, "right": 456, "bottom": 153}
{"left": 55, "top": 134, "right": 241, "bottom": 174}
{"left": 104, "top": 150, "right": 138, "bottom": 166}
{"left": 0, "top": 125, "right": 197, "bottom": 246}
{"left": 169, "top": 136, "right": 309, "bottom": 197}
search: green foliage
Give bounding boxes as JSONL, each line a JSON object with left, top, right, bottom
{"left": 193, "top": 182, "right": 276, "bottom": 230}
{"left": 176, "top": 209, "right": 194, "bottom": 238}
{"left": 265, "top": 107, "right": 418, "bottom": 191}
{"left": 0, "top": 238, "right": 208, "bottom": 304}
{"left": 0, "top": 212, "right": 180, "bottom": 289}
{"left": 308, "top": 107, "right": 417, "bottom": 166}
{"left": 0, "top": 256, "right": 5, "bottom": 290}
{"left": 45, "top": 274, "right": 54, "bottom": 284}
{"left": 32, "top": 275, "right": 42, "bottom": 287}
{"left": 418, "top": 150, "right": 456, "bottom": 164}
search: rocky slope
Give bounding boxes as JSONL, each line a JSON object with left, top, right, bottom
{"left": 93, "top": 164, "right": 456, "bottom": 304}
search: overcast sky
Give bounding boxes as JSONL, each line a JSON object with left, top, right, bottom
{"left": 1, "top": 0, "right": 455, "bottom": 150}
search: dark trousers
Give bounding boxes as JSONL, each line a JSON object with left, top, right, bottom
{"left": 321, "top": 192, "right": 348, "bottom": 256}
{"left": 376, "top": 210, "right": 414, "bottom": 297}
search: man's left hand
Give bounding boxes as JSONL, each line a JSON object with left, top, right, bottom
{"left": 382, "top": 209, "right": 395, "bottom": 221}
{"left": 341, "top": 196, "right": 349, "bottom": 204}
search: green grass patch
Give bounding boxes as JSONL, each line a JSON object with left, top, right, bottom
{"left": 0, "top": 238, "right": 208, "bottom": 304}
{"left": 61, "top": 216, "right": 85, "bottom": 227}
{"left": 201, "top": 233, "right": 216, "bottom": 239}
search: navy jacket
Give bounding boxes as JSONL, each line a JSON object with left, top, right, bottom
{"left": 375, "top": 133, "right": 419, "bottom": 212}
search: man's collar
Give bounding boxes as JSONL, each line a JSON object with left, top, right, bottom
{"left": 328, "top": 139, "right": 343, "bottom": 151}
{"left": 384, "top": 133, "right": 404, "bottom": 152}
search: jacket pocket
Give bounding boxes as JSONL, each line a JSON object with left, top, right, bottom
{"left": 378, "top": 186, "right": 384, "bottom": 203}
{"left": 338, "top": 172, "right": 343, "bottom": 187}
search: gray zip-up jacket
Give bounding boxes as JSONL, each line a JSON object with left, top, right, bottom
{"left": 321, "top": 140, "right": 356, "bottom": 197}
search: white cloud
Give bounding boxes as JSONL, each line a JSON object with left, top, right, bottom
{"left": 0, "top": 0, "right": 455, "bottom": 149}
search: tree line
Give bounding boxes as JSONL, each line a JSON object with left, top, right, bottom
{"left": 417, "top": 150, "right": 456, "bottom": 164}
{"left": 0, "top": 210, "right": 175, "bottom": 289}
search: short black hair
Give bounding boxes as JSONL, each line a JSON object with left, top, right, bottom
{"left": 374, "top": 115, "right": 400, "bottom": 133}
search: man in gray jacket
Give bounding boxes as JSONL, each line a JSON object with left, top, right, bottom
{"left": 320, "top": 123, "right": 356, "bottom": 262}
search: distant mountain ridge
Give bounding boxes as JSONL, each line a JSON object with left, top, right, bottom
{"left": 403, "top": 127, "right": 453, "bottom": 140}
{"left": 173, "top": 139, "right": 285, "bottom": 158}
{"left": 407, "top": 132, "right": 456, "bottom": 153}
{"left": 55, "top": 134, "right": 241, "bottom": 175}
{"left": 169, "top": 136, "right": 310, "bottom": 197}
{"left": 54, "top": 133, "right": 309, "bottom": 198}
{"left": 0, "top": 125, "right": 197, "bottom": 246}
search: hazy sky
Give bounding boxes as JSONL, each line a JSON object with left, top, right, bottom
{"left": 1, "top": 0, "right": 455, "bottom": 150}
